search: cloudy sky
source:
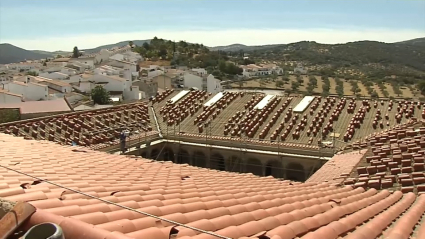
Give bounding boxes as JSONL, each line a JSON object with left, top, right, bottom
{"left": 0, "top": 0, "right": 424, "bottom": 51}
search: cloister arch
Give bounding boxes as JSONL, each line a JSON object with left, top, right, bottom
{"left": 265, "top": 160, "right": 283, "bottom": 178}
{"left": 176, "top": 150, "right": 190, "bottom": 164}
{"left": 192, "top": 151, "right": 207, "bottom": 168}
{"left": 245, "top": 158, "right": 263, "bottom": 176}
{"left": 210, "top": 153, "right": 225, "bottom": 171}
{"left": 286, "top": 162, "right": 305, "bottom": 181}
{"left": 228, "top": 156, "right": 242, "bottom": 173}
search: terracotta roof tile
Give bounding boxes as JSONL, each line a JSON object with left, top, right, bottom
{"left": 1, "top": 133, "right": 425, "bottom": 239}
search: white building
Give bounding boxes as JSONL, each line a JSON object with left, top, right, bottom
{"left": 191, "top": 68, "right": 208, "bottom": 76}
{"left": 206, "top": 74, "right": 222, "bottom": 94}
{"left": 69, "top": 58, "right": 95, "bottom": 69}
{"left": 69, "top": 73, "right": 93, "bottom": 84}
{"left": 110, "top": 51, "right": 143, "bottom": 63}
{"left": 86, "top": 74, "right": 139, "bottom": 101}
{"left": 38, "top": 79, "right": 72, "bottom": 93}
{"left": 183, "top": 73, "right": 204, "bottom": 90}
{"left": 3, "top": 79, "right": 48, "bottom": 101}
{"left": 39, "top": 72, "right": 70, "bottom": 81}
{"left": 60, "top": 67, "right": 78, "bottom": 76}
{"left": 6, "top": 62, "right": 42, "bottom": 72}
{"left": 294, "top": 64, "right": 308, "bottom": 74}
{"left": 148, "top": 69, "right": 164, "bottom": 79}
{"left": 0, "top": 89, "right": 22, "bottom": 104}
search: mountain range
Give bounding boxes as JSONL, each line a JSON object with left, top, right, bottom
{"left": 0, "top": 37, "right": 424, "bottom": 64}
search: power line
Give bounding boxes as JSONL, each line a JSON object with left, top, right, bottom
{"left": 0, "top": 164, "right": 231, "bottom": 239}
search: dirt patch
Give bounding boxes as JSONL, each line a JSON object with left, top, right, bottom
{"left": 357, "top": 82, "right": 370, "bottom": 96}
{"left": 329, "top": 77, "right": 337, "bottom": 94}
{"left": 0, "top": 198, "right": 16, "bottom": 219}
{"left": 139, "top": 60, "right": 171, "bottom": 67}
{"left": 343, "top": 80, "right": 352, "bottom": 95}
{"left": 400, "top": 86, "right": 414, "bottom": 98}
{"left": 372, "top": 84, "right": 384, "bottom": 97}
{"left": 314, "top": 76, "right": 324, "bottom": 94}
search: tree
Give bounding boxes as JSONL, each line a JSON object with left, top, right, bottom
{"left": 91, "top": 86, "right": 111, "bottom": 105}
{"left": 129, "top": 41, "right": 134, "bottom": 47}
{"left": 142, "top": 42, "right": 150, "bottom": 50}
{"left": 275, "top": 80, "right": 284, "bottom": 88}
{"left": 43, "top": 61, "right": 47, "bottom": 67}
{"left": 72, "top": 46, "right": 80, "bottom": 58}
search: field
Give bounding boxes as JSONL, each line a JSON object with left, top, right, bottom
{"left": 230, "top": 75, "right": 421, "bottom": 99}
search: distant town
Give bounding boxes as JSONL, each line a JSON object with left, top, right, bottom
{"left": 0, "top": 41, "right": 293, "bottom": 119}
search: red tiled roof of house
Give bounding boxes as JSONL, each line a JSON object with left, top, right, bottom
{"left": 306, "top": 149, "right": 368, "bottom": 185}
{"left": 1, "top": 133, "right": 425, "bottom": 239}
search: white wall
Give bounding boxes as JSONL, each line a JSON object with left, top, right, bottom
{"left": 183, "top": 73, "right": 203, "bottom": 90}
{"left": 0, "top": 93, "right": 22, "bottom": 103}
{"left": 78, "top": 82, "right": 95, "bottom": 93}
{"left": 69, "top": 59, "right": 94, "bottom": 69}
{"left": 39, "top": 72, "right": 69, "bottom": 80}
{"left": 4, "top": 82, "right": 48, "bottom": 101}
{"left": 123, "top": 86, "right": 140, "bottom": 101}
{"left": 110, "top": 54, "right": 124, "bottom": 61}
{"left": 148, "top": 70, "right": 164, "bottom": 79}
{"left": 192, "top": 68, "right": 207, "bottom": 76}
{"left": 90, "top": 75, "right": 127, "bottom": 92}
{"left": 206, "top": 74, "right": 222, "bottom": 94}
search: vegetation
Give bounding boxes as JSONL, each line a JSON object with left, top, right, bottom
{"left": 132, "top": 37, "right": 243, "bottom": 77}
{"left": 350, "top": 81, "right": 360, "bottom": 96}
{"left": 291, "top": 80, "right": 300, "bottom": 92}
{"left": 0, "top": 109, "right": 20, "bottom": 123}
{"left": 306, "top": 75, "right": 317, "bottom": 94}
{"left": 335, "top": 77, "right": 344, "bottom": 97}
{"left": 321, "top": 76, "right": 330, "bottom": 96}
{"left": 26, "top": 71, "right": 38, "bottom": 76}
{"left": 72, "top": 46, "right": 80, "bottom": 58}
{"left": 230, "top": 40, "right": 425, "bottom": 86}
{"left": 91, "top": 86, "right": 111, "bottom": 105}
{"left": 275, "top": 80, "right": 284, "bottom": 88}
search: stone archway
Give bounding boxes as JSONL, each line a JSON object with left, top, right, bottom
{"left": 286, "top": 162, "right": 305, "bottom": 182}
{"left": 176, "top": 149, "right": 190, "bottom": 164}
{"left": 192, "top": 151, "right": 206, "bottom": 168}
{"left": 228, "top": 156, "right": 242, "bottom": 173}
{"left": 210, "top": 153, "right": 225, "bottom": 171}
{"left": 265, "top": 160, "right": 283, "bottom": 178}
{"left": 150, "top": 148, "right": 160, "bottom": 160}
{"left": 161, "top": 147, "right": 175, "bottom": 162}
{"left": 245, "top": 158, "right": 263, "bottom": 176}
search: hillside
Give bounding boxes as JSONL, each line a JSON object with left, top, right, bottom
{"left": 82, "top": 40, "right": 150, "bottom": 54}
{"left": 396, "top": 37, "right": 425, "bottom": 47}
{"left": 0, "top": 44, "right": 50, "bottom": 64}
{"left": 245, "top": 40, "right": 425, "bottom": 82}
{"left": 31, "top": 50, "right": 71, "bottom": 57}
{"left": 209, "top": 43, "right": 284, "bottom": 52}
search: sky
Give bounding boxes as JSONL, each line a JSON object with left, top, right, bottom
{"left": 0, "top": 0, "right": 424, "bottom": 51}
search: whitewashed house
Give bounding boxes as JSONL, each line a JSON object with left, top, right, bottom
{"left": 3, "top": 79, "right": 48, "bottom": 101}
{"left": 69, "top": 57, "right": 95, "bottom": 69}
{"left": 191, "top": 68, "right": 208, "bottom": 76}
{"left": 183, "top": 73, "right": 203, "bottom": 90}
{"left": 0, "top": 89, "right": 22, "bottom": 104}
{"left": 60, "top": 67, "right": 78, "bottom": 76}
{"left": 39, "top": 72, "right": 70, "bottom": 81}
{"left": 86, "top": 74, "right": 140, "bottom": 101}
{"left": 206, "top": 74, "right": 222, "bottom": 94}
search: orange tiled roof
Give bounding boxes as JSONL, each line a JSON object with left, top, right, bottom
{"left": 1, "top": 133, "right": 425, "bottom": 239}
{"left": 0, "top": 102, "right": 156, "bottom": 150}
{"left": 344, "top": 123, "right": 425, "bottom": 194}
{"left": 306, "top": 149, "right": 368, "bottom": 185}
